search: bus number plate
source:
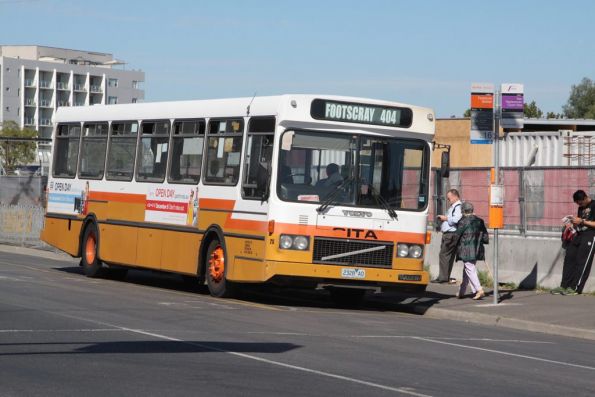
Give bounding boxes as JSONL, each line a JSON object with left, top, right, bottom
{"left": 341, "top": 268, "right": 366, "bottom": 279}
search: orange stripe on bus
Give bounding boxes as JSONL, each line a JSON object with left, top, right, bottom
{"left": 89, "top": 191, "right": 146, "bottom": 204}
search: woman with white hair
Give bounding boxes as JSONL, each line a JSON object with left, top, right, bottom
{"left": 455, "top": 201, "right": 489, "bottom": 300}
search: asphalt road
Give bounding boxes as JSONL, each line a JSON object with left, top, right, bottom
{"left": 1, "top": 249, "right": 594, "bottom": 397}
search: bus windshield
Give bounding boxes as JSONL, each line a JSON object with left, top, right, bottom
{"left": 277, "top": 130, "right": 429, "bottom": 211}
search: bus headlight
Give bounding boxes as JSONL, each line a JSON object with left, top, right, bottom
{"left": 396, "top": 243, "right": 424, "bottom": 258}
{"left": 293, "top": 236, "right": 309, "bottom": 250}
{"left": 279, "top": 234, "right": 310, "bottom": 251}
{"left": 280, "top": 235, "right": 294, "bottom": 249}
{"left": 397, "top": 243, "right": 409, "bottom": 257}
{"left": 409, "top": 245, "right": 423, "bottom": 258}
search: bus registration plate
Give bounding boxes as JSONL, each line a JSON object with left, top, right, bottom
{"left": 341, "top": 268, "right": 366, "bottom": 279}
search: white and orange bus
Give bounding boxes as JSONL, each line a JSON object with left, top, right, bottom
{"left": 41, "top": 95, "right": 441, "bottom": 303}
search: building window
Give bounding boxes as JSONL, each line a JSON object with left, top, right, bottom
{"left": 132, "top": 98, "right": 137, "bottom": 103}
{"left": 5, "top": 107, "right": 9, "bottom": 112}
{"left": 132, "top": 80, "right": 144, "bottom": 89}
{"left": 108, "top": 78, "right": 118, "bottom": 87}
{"left": 108, "top": 96, "right": 118, "bottom": 104}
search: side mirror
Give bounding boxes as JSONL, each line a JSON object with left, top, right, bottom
{"left": 440, "top": 151, "right": 450, "bottom": 178}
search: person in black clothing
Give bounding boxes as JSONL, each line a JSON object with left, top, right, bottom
{"left": 557, "top": 190, "right": 595, "bottom": 295}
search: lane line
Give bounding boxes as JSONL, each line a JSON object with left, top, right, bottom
{"left": 27, "top": 308, "right": 432, "bottom": 397}
{"left": 0, "top": 329, "right": 125, "bottom": 333}
{"left": 414, "top": 337, "right": 595, "bottom": 371}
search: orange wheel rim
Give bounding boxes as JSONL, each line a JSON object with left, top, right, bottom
{"left": 85, "top": 232, "right": 96, "bottom": 264}
{"left": 208, "top": 246, "right": 225, "bottom": 282}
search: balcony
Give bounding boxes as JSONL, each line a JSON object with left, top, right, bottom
{"left": 73, "top": 102, "right": 85, "bottom": 107}
{"left": 40, "top": 99, "right": 52, "bottom": 107}
{"left": 39, "top": 80, "right": 52, "bottom": 89}
{"left": 24, "top": 117, "right": 35, "bottom": 126}
{"left": 90, "top": 85, "right": 102, "bottom": 93}
{"left": 57, "top": 82, "right": 69, "bottom": 90}
{"left": 25, "top": 98, "right": 37, "bottom": 107}
{"left": 24, "top": 79, "right": 35, "bottom": 87}
{"left": 39, "top": 119, "right": 52, "bottom": 127}
{"left": 57, "top": 100, "right": 70, "bottom": 107}
{"left": 74, "top": 84, "right": 86, "bottom": 91}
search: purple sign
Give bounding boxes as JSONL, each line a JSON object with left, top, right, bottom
{"left": 502, "top": 94, "right": 524, "bottom": 110}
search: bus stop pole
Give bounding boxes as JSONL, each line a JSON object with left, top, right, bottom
{"left": 493, "top": 90, "right": 500, "bottom": 305}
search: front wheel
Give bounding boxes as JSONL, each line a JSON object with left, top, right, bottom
{"left": 205, "top": 239, "right": 235, "bottom": 298}
{"left": 81, "top": 224, "right": 103, "bottom": 278}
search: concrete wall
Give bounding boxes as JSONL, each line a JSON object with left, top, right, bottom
{"left": 425, "top": 231, "right": 595, "bottom": 293}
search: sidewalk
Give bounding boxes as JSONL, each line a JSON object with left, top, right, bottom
{"left": 389, "top": 282, "right": 595, "bottom": 341}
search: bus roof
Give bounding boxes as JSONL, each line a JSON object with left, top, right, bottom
{"left": 54, "top": 94, "right": 435, "bottom": 135}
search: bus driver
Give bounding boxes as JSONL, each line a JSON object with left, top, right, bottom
{"left": 316, "top": 163, "right": 342, "bottom": 187}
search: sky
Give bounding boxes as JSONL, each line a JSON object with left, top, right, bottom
{"left": 1, "top": 0, "right": 594, "bottom": 118}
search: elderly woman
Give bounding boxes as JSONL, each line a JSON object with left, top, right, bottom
{"left": 455, "top": 201, "right": 489, "bottom": 300}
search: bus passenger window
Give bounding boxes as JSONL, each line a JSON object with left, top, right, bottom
{"left": 204, "top": 118, "right": 244, "bottom": 185}
{"left": 53, "top": 123, "right": 81, "bottom": 178}
{"left": 106, "top": 121, "right": 138, "bottom": 181}
{"left": 136, "top": 120, "right": 170, "bottom": 183}
{"left": 169, "top": 119, "right": 204, "bottom": 184}
{"left": 79, "top": 123, "right": 108, "bottom": 179}
{"left": 242, "top": 134, "right": 274, "bottom": 199}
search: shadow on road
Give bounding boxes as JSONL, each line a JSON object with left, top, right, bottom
{"left": 0, "top": 340, "right": 300, "bottom": 356}
{"left": 52, "top": 265, "right": 453, "bottom": 314}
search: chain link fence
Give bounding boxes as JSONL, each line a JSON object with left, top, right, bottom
{"left": 432, "top": 166, "right": 595, "bottom": 234}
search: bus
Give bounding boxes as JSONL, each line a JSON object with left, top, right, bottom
{"left": 41, "top": 95, "right": 443, "bottom": 304}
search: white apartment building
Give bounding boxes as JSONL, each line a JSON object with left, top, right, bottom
{"left": 0, "top": 45, "right": 145, "bottom": 161}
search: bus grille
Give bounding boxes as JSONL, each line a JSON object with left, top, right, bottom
{"left": 313, "top": 238, "right": 394, "bottom": 268}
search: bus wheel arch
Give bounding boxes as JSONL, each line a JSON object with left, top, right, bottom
{"left": 81, "top": 220, "right": 103, "bottom": 278}
{"left": 201, "top": 226, "right": 235, "bottom": 298}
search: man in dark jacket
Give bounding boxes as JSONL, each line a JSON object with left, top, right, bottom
{"left": 455, "top": 201, "right": 489, "bottom": 300}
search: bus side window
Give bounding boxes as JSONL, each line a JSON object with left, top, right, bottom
{"left": 136, "top": 120, "right": 170, "bottom": 183}
{"left": 204, "top": 118, "right": 244, "bottom": 185}
{"left": 78, "top": 122, "right": 108, "bottom": 179}
{"left": 168, "top": 119, "right": 205, "bottom": 184}
{"left": 242, "top": 117, "right": 275, "bottom": 200}
{"left": 52, "top": 123, "right": 81, "bottom": 178}
{"left": 106, "top": 121, "right": 138, "bottom": 181}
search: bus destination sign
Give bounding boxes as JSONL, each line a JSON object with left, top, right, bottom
{"left": 310, "top": 99, "right": 412, "bottom": 128}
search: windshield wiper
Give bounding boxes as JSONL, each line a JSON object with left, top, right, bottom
{"left": 367, "top": 184, "right": 398, "bottom": 220}
{"left": 316, "top": 176, "right": 354, "bottom": 214}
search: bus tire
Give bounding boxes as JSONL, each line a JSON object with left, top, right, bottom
{"left": 81, "top": 223, "right": 103, "bottom": 278}
{"left": 329, "top": 287, "right": 366, "bottom": 308}
{"left": 205, "top": 239, "right": 235, "bottom": 298}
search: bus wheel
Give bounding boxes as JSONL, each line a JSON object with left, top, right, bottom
{"left": 82, "top": 224, "right": 103, "bottom": 278}
{"left": 206, "top": 240, "right": 235, "bottom": 298}
{"left": 329, "top": 287, "right": 366, "bottom": 308}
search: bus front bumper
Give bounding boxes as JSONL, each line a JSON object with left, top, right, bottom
{"left": 230, "top": 258, "right": 429, "bottom": 287}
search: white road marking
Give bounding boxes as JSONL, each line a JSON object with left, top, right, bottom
{"left": 0, "top": 328, "right": 125, "bottom": 333}
{"left": 33, "top": 310, "right": 432, "bottom": 397}
{"left": 414, "top": 337, "right": 595, "bottom": 371}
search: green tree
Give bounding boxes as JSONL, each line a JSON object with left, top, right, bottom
{"left": 523, "top": 100, "right": 543, "bottom": 118}
{"left": 546, "top": 111, "right": 562, "bottom": 119}
{"left": 0, "top": 121, "right": 38, "bottom": 172}
{"left": 463, "top": 108, "right": 471, "bottom": 117}
{"left": 563, "top": 77, "right": 595, "bottom": 118}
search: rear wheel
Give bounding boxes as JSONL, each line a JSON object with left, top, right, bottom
{"left": 205, "top": 239, "right": 235, "bottom": 298}
{"left": 81, "top": 224, "right": 103, "bottom": 278}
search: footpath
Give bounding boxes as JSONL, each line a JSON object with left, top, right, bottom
{"left": 1, "top": 244, "right": 594, "bottom": 341}
{"left": 382, "top": 282, "right": 595, "bottom": 341}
